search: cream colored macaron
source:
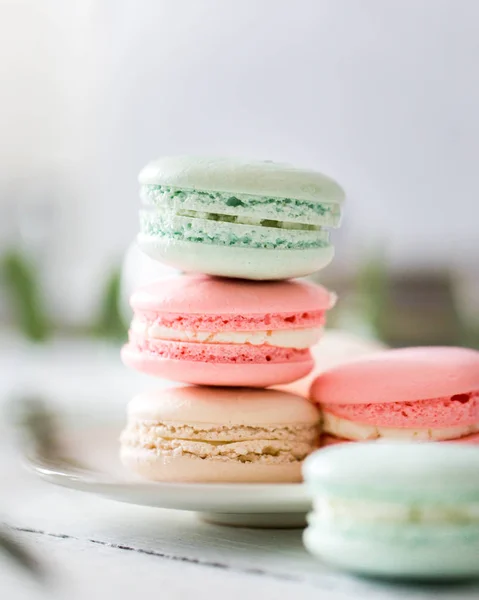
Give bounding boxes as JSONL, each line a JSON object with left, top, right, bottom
{"left": 120, "top": 386, "right": 320, "bottom": 483}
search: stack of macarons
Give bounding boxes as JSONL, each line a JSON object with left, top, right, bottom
{"left": 120, "top": 156, "right": 345, "bottom": 482}
{"left": 310, "top": 346, "right": 479, "bottom": 446}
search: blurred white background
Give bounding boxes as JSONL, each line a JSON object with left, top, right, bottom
{"left": 1, "top": 0, "right": 478, "bottom": 326}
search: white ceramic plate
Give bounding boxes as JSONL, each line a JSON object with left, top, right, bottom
{"left": 18, "top": 409, "right": 311, "bottom": 528}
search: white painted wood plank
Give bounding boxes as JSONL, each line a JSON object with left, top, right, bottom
{"left": 0, "top": 531, "right": 345, "bottom": 600}
{"left": 2, "top": 450, "right": 478, "bottom": 599}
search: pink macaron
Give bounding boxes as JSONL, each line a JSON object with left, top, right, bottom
{"left": 122, "top": 274, "right": 335, "bottom": 387}
{"left": 310, "top": 347, "right": 479, "bottom": 444}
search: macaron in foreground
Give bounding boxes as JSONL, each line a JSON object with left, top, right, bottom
{"left": 120, "top": 386, "right": 320, "bottom": 483}
{"left": 303, "top": 442, "right": 479, "bottom": 579}
{"left": 138, "top": 156, "right": 345, "bottom": 280}
{"left": 122, "top": 274, "right": 336, "bottom": 387}
{"left": 309, "top": 347, "right": 479, "bottom": 444}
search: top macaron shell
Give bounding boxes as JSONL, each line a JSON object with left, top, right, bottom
{"left": 130, "top": 273, "right": 335, "bottom": 316}
{"left": 123, "top": 274, "right": 335, "bottom": 387}
{"left": 139, "top": 156, "right": 345, "bottom": 204}
{"left": 128, "top": 386, "right": 320, "bottom": 425}
{"left": 310, "top": 347, "right": 479, "bottom": 405}
{"left": 138, "top": 156, "right": 344, "bottom": 280}
{"left": 303, "top": 441, "right": 479, "bottom": 502}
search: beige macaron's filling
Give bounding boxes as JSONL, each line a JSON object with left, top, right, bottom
{"left": 321, "top": 411, "right": 479, "bottom": 442}
{"left": 130, "top": 317, "right": 323, "bottom": 349}
{"left": 121, "top": 420, "right": 319, "bottom": 464}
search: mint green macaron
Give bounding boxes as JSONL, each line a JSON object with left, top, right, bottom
{"left": 138, "top": 156, "right": 344, "bottom": 280}
{"left": 303, "top": 442, "right": 479, "bottom": 580}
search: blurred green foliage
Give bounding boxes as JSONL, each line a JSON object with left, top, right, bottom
{"left": 91, "top": 266, "right": 127, "bottom": 341}
{"left": 1, "top": 250, "right": 126, "bottom": 342}
{"left": 355, "top": 248, "right": 389, "bottom": 339}
{"left": 1, "top": 251, "right": 51, "bottom": 341}
{"left": 460, "top": 320, "right": 479, "bottom": 350}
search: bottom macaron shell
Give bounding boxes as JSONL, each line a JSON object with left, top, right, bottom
{"left": 138, "top": 235, "right": 334, "bottom": 280}
{"left": 121, "top": 344, "right": 313, "bottom": 387}
{"left": 303, "top": 525, "right": 479, "bottom": 579}
{"left": 121, "top": 448, "right": 303, "bottom": 483}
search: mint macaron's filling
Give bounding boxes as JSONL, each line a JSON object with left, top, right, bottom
{"left": 312, "top": 496, "right": 479, "bottom": 526}
{"left": 141, "top": 184, "right": 342, "bottom": 228}
{"left": 140, "top": 209, "right": 331, "bottom": 250}
{"left": 176, "top": 209, "right": 321, "bottom": 231}
{"left": 308, "top": 495, "right": 479, "bottom": 544}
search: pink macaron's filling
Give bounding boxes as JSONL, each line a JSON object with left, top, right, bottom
{"left": 130, "top": 318, "right": 322, "bottom": 349}
{"left": 133, "top": 310, "right": 326, "bottom": 331}
{"left": 128, "top": 309, "right": 326, "bottom": 365}
{"left": 128, "top": 334, "right": 311, "bottom": 364}
{"left": 321, "top": 433, "right": 479, "bottom": 446}
{"left": 321, "top": 391, "right": 479, "bottom": 428}
{"left": 448, "top": 432, "right": 479, "bottom": 445}
{"left": 320, "top": 434, "right": 351, "bottom": 447}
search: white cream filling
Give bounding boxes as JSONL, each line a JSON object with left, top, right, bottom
{"left": 321, "top": 411, "right": 479, "bottom": 442}
{"left": 312, "top": 497, "right": 479, "bottom": 524}
{"left": 176, "top": 209, "right": 321, "bottom": 231}
{"left": 131, "top": 318, "right": 322, "bottom": 349}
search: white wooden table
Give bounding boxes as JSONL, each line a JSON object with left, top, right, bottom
{"left": 1, "top": 335, "right": 477, "bottom": 599}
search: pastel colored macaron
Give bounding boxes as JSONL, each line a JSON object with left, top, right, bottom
{"left": 309, "top": 347, "right": 479, "bottom": 444}
{"left": 303, "top": 442, "right": 479, "bottom": 579}
{"left": 122, "top": 274, "right": 335, "bottom": 387}
{"left": 120, "top": 386, "right": 320, "bottom": 483}
{"left": 138, "top": 156, "right": 344, "bottom": 280}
